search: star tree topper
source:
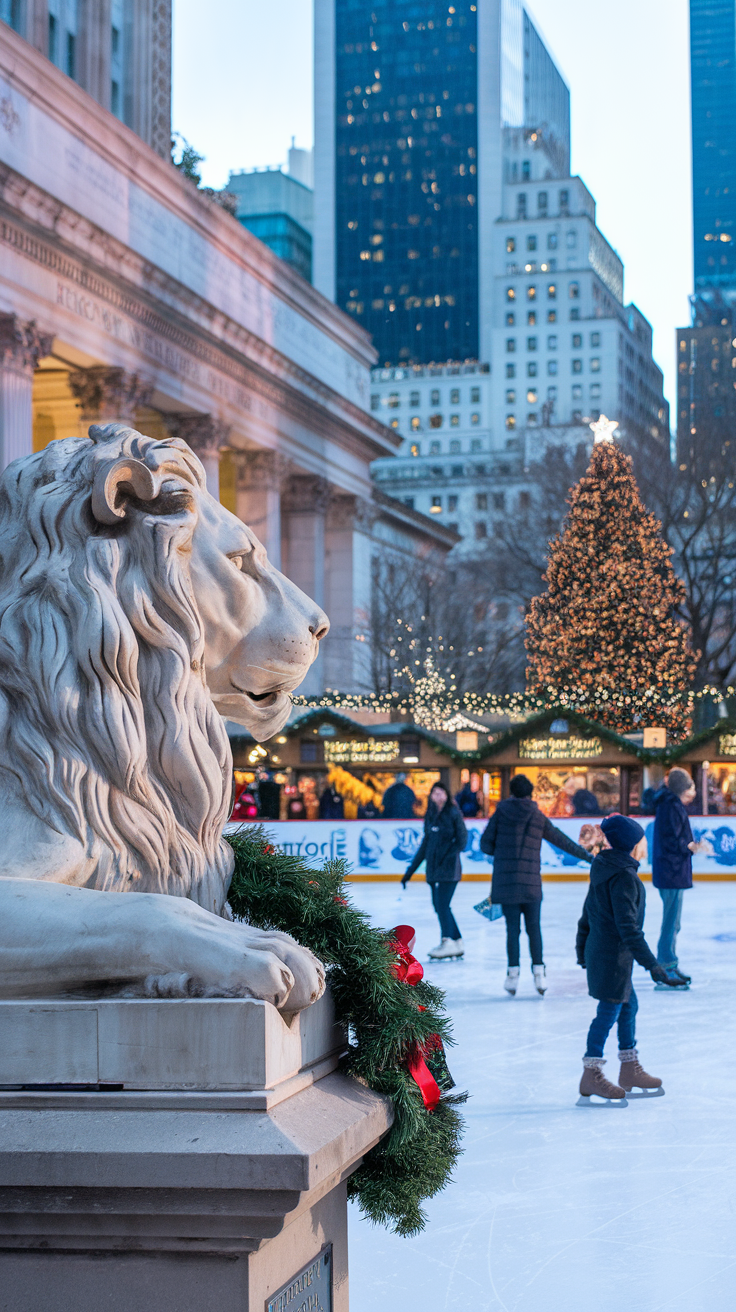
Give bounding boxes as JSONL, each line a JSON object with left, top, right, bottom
{"left": 590, "top": 414, "right": 619, "bottom": 443}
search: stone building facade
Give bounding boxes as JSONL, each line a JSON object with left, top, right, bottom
{"left": 0, "top": 23, "right": 454, "bottom": 695}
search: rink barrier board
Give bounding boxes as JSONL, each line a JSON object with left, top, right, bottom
{"left": 228, "top": 818, "right": 736, "bottom": 879}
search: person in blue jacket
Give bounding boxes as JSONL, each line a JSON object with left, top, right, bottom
{"left": 652, "top": 768, "right": 699, "bottom": 987}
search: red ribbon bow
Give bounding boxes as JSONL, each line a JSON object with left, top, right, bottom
{"left": 389, "top": 924, "right": 441, "bottom": 1112}
{"left": 389, "top": 924, "right": 425, "bottom": 987}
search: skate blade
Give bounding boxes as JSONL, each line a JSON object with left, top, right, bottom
{"left": 576, "top": 1095, "right": 628, "bottom": 1107}
{"left": 622, "top": 1086, "right": 665, "bottom": 1099}
{"left": 654, "top": 982, "right": 689, "bottom": 991}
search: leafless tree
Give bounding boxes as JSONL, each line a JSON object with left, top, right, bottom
{"left": 367, "top": 550, "right": 527, "bottom": 697}
{"left": 626, "top": 428, "right": 736, "bottom": 690}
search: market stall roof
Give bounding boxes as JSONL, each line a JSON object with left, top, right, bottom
{"left": 280, "top": 708, "right": 485, "bottom": 763}
{"left": 228, "top": 701, "right": 731, "bottom": 767}
{"left": 667, "top": 716, "right": 736, "bottom": 764}
{"left": 479, "top": 707, "right": 652, "bottom": 767}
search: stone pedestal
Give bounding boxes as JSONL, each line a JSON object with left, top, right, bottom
{"left": 0, "top": 993, "right": 392, "bottom": 1312}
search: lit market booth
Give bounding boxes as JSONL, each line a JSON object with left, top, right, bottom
{"left": 226, "top": 708, "right": 736, "bottom": 880}
{"left": 231, "top": 708, "right": 474, "bottom": 820}
{"left": 667, "top": 718, "right": 736, "bottom": 816}
{"left": 475, "top": 710, "right": 651, "bottom": 819}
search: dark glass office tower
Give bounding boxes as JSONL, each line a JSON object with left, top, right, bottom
{"left": 690, "top": 0, "right": 736, "bottom": 292}
{"left": 335, "top": 1, "right": 480, "bottom": 366}
{"left": 677, "top": 2, "right": 736, "bottom": 457}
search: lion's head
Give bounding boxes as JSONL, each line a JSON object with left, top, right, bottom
{"left": 0, "top": 424, "right": 328, "bottom": 912}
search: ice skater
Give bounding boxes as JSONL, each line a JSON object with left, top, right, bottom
{"left": 576, "top": 815, "right": 679, "bottom": 1106}
{"left": 479, "top": 774, "right": 593, "bottom": 996}
{"left": 401, "top": 782, "right": 467, "bottom": 959}
{"left": 652, "top": 768, "right": 699, "bottom": 987}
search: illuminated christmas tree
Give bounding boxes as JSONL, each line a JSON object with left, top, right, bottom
{"left": 525, "top": 418, "right": 697, "bottom": 731}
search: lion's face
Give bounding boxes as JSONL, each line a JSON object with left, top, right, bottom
{"left": 80, "top": 427, "right": 329, "bottom": 742}
{"left": 189, "top": 490, "right": 329, "bottom": 738}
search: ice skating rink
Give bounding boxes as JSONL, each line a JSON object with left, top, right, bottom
{"left": 347, "top": 880, "right": 736, "bottom": 1312}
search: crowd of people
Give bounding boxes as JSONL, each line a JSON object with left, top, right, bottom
{"left": 400, "top": 768, "right": 701, "bottom": 1104}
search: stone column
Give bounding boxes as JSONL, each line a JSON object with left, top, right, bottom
{"left": 0, "top": 315, "right": 53, "bottom": 471}
{"left": 324, "top": 494, "right": 377, "bottom": 692}
{"left": 68, "top": 366, "right": 153, "bottom": 431}
{"left": 235, "top": 450, "right": 288, "bottom": 568}
{"left": 282, "top": 474, "right": 331, "bottom": 695}
{"left": 164, "top": 414, "right": 231, "bottom": 501}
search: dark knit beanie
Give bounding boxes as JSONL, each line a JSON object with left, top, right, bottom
{"left": 667, "top": 768, "right": 693, "bottom": 797}
{"left": 600, "top": 814, "right": 645, "bottom": 852}
{"left": 510, "top": 774, "right": 534, "bottom": 798}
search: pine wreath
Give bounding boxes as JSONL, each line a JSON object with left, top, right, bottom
{"left": 226, "top": 826, "right": 466, "bottom": 1236}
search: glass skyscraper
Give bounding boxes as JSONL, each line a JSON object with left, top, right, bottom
{"left": 690, "top": 0, "right": 736, "bottom": 293}
{"left": 335, "top": 1, "right": 480, "bottom": 366}
{"left": 320, "top": 0, "right": 570, "bottom": 366}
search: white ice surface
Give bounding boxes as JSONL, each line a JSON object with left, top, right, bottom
{"left": 346, "top": 880, "right": 736, "bottom": 1312}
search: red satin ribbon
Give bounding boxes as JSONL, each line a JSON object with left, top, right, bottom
{"left": 389, "top": 924, "right": 442, "bottom": 1112}
{"left": 406, "top": 1044, "right": 441, "bottom": 1112}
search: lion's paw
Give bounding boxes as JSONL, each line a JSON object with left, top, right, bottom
{"left": 234, "top": 926, "right": 326, "bottom": 1013}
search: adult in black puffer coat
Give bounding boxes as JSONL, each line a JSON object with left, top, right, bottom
{"left": 480, "top": 774, "right": 592, "bottom": 994}
{"left": 402, "top": 783, "right": 468, "bottom": 959}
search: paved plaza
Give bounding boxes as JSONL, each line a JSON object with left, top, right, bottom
{"left": 347, "top": 879, "right": 736, "bottom": 1312}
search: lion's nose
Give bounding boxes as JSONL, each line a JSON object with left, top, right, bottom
{"left": 309, "top": 611, "right": 330, "bottom": 642}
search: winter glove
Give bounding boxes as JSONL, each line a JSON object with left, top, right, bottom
{"left": 650, "top": 964, "right": 678, "bottom": 986}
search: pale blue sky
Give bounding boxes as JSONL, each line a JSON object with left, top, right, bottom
{"left": 172, "top": 0, "right": 691, "bottom": 416}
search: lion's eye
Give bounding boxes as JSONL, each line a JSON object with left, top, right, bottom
{"left": 229, "top": 555, "right": 243, "bottom": 571}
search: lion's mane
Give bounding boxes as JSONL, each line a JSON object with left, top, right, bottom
{"left": 0, "top": 425, "right": 234, "bottom": 913}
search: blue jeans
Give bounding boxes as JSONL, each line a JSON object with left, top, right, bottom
{"left": 430, "top": 881, "right": 461, "bottom": 940}
{"left": 657, "top": 888, "right": 684, "bottom": 968}
{"left": 585, "top": 989, "right": 638, "bottom": 1057}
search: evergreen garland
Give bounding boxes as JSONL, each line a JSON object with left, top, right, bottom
{"left": 226, "top": 827, "right": 466, "bottom": 1237}
{"left": 525, "top": 440, "right": 697, "bottom": 732}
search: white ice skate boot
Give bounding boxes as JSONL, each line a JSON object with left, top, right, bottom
{"left": 428, "top": 937, "right": 464, "bottom": 960}
{"left": 533, "top": 964, "right": 547, "bottom": 995}
{"left": 504, "top": 967, "right": 520, "bottom": 995}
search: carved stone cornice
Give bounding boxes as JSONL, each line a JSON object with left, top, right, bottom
{"left": 164, "top": 413, "right": 231, "bottom": 457}
{"left": 0, "top": 313, "right": 53, "bottom": 373}
{"left": 68, "top": 366, "right": 153, "bottom": 422}
{"left": 235, "top": 449, "right": 290, "bottom": 492}
{"left": 282, "top": 473, "right": 331, "bottom": 516}
{"left": 0, "top": 170, "right": 400, "bottom": 464}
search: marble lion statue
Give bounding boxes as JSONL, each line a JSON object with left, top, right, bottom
{"left": 0, "top": 424, "right": 329, "bottom": 1013}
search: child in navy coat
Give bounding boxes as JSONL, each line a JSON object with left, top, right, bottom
{"left": 576, "top": 814, "right": 678, "bottom": 1104}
